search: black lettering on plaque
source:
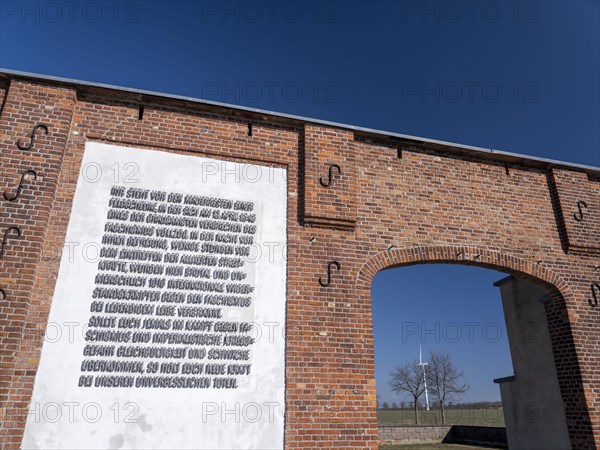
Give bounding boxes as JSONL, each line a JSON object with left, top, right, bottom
{"left": 79, "top": 186, "right": 258, "bottom": 389}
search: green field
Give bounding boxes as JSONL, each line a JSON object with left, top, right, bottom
{"left": 377, "top": 408, "right": 505, "bottom": 427}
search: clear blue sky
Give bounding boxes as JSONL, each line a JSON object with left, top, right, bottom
{"left": 373, "top": 265, "right": 510, "bottom": 404}
{"left": 1, "top": 1, "right": 598, "bottom": 403}
{"left": 0, "top": 1, "right": 598, "bottom": 166}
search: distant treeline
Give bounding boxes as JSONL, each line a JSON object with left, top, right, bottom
{"left": 444, "top": 401, "right": 502, "bottom": 409}
{"left": 378, "top": 401, "right": 502, "bottom": 410}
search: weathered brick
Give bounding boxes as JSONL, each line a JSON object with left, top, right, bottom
{"left": 0, "top": 72, "right": 598, "bottom": 449}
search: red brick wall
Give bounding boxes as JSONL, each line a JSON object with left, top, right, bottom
{"left": 0, "top": 79, "right": 9, "bottom": 115}
{"left": 0, "top": 77, "right": 599, "bottom": 448}
{"left": 550, "top": 168, "right": 600, "bottom": 255}
{"left": 0, "top": 80, "right": 77, "bottom": 447}
{"left": 303, "top": 125, "right": 357, "bottom": 228}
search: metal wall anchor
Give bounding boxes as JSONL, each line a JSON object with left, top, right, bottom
{"left": 0, "top": 226, "right": 22, "bottom": 259}
{"left": 319, "top": 164, "right": 342, "bottom": 187}
{"left": 573, "top": 200, "right": 588, "bottom": 222}
{"left": 589, "top": 283, "right": 600, "bottom": 307}
{"left": 17, "top": 124, "right": 49, "bottom": 150}
{"left": 319, "top": 261, "right": 341, "bottom": 287}
{"left": 4, "top": 170, "right": 38, "bottom": 202}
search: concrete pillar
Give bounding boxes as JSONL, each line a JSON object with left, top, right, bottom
{"left": 493, "top": 276, "right": 571, "bottom": 450}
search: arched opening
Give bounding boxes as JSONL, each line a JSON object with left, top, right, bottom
{"left": 373, "top": 265, "right": 510, "bottom": 423}
{"left": 357, "top": 246, "right": 590, "bottom": 449}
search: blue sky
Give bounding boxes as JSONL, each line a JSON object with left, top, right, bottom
{"left": 1, "top": 1, "right": 598, "bottom": 402}
{"left": 373, "top": 265, "right": 510, "bottom": 403}
{"left": 1, "top": 1, "right": 598, "bottom": 166}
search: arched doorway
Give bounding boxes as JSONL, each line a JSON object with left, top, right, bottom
{"left": 357, "top": 246, "right": 591, "bottom": 449}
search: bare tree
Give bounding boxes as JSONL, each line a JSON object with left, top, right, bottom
{"left": 427, "top": 351, "right": 469, "bottom": 424}
{"left": 388, "top": 361, "right": 425, "bottom": 424}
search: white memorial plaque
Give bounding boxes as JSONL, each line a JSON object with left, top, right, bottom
{"left": 22, "top": 142, "right": 287, "bottom": 449}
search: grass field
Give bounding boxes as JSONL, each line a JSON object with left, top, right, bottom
{"left": 377, "top": 408, "right": 505, "bottom": 427}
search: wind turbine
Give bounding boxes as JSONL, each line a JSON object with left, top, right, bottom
{"left": 418, "top": 346, "right": 430, "bottom": 411}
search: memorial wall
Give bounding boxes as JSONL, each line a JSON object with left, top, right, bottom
{"left": 22, "top": 143, "right": 287, "bottom": 449}
{"left": 2, "top": 74, "right": 599, "bottom": 449}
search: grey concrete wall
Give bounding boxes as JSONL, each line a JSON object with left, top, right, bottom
{"left": 494, "top": 276, "right": 571, "bottom": 450}
{"left": 378, "top": 425, "right": 452, "bottom": 445}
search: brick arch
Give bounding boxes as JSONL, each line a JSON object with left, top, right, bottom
{"left": 357, "top": 244, "right": 590, "bottom": 448}
{"left": 356, "top": 245, "right": 575, "bottom": 303}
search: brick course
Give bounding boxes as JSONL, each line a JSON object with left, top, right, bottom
{"left": 0, "top": 73, "right": 599, "bottom": 448}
